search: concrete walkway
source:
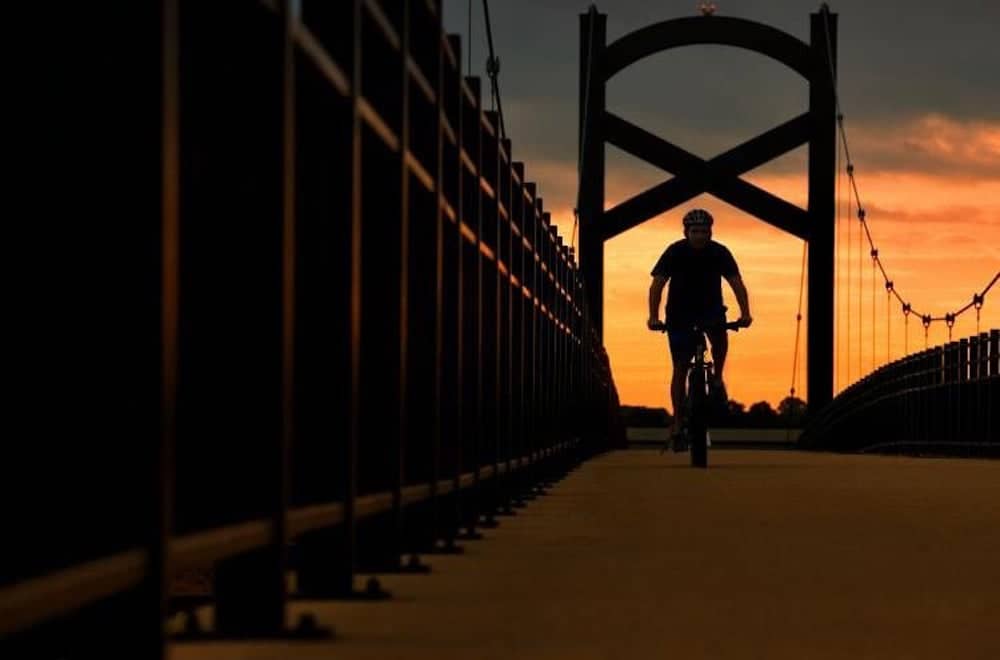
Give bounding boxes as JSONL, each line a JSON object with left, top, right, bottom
{"left": 170, "top": 450, "right": 1000, "bottom": 659}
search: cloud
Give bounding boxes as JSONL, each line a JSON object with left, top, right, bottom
{"left": 843, "top": 115, "right": 1000, "bottom": 178}
{"left": 440, "top": 0, "right": 1000, "bottom": 409}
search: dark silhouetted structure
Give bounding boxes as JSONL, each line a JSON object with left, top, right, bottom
{"left": 801, "top": 330, "right": 999, "bottom": 455}
{"left": 3, "top": 2, "right": 622, "bottom": 657}
{"left": 578, "top": 7, "right": 837, "bottom": 412}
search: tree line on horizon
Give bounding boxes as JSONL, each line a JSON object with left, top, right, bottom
{"left": 620, "top": 396, "right": 807, "bottom": 429}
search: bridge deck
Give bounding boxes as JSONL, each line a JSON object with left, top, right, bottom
{"left": 171, "top": 450, "right": 1000, "bottom": 659}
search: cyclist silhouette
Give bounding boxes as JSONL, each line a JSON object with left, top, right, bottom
{"left": 647, "top": 208, "right": 753, "bottom": 445}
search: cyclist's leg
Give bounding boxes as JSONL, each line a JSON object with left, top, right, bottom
{"left": 705, "top": 327, "right": 730, "bottom": 409}
{"left": 667, "top": 328, "right": 695, "bottom": 434}
{"left": 670, "top": 364, "right": 687, "bottom": 433}
{"left": 706, "top": 327, "right": 728, "bottom": 384}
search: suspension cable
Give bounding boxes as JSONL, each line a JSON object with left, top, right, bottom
{"left": 835, "top": 128, "right": 842, "bottom": 391}
{"left": 572, "top": 4, "right": 598, "bottom": 253}
{"left": 790, "top": 241, "right": 808, "bottom": 398}
{"left": 857, "top": 196, "right": 862, "bottom": 378}
{"left": 871, "top": 248, "right": 876, "bottom": 371}
{"left": 846, "top": 175, "right": 852, "bottom": 384}
{"left": 820, "top": 5, "right": 998, "bottom": 362}
{"left": 886, "top": 280, "right": 893, "bottom": 364}
{"left": 903, "top": 303, "right": 910, "bottom": 355}
{"left": 482, "top": 0, "right": 506, "bottom": 139}
{"left": 975, "top": 293, "right": 983, "bottom": 335}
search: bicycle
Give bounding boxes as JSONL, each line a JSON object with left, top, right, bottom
{"left": 649, "top": 317, "right": 750, "bottom": 468}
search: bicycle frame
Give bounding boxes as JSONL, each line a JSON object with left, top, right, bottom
{"left": 684, "top": 328, "right": 713, "bottom": 468}
{"left": 650, "top": 317, "right": 748, "bottom": 468}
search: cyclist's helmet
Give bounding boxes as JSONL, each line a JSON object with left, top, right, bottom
{"left": 682, "top": 208, "right": 714, "bottom": 229}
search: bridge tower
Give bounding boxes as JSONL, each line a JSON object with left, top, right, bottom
{"left": 579, "top": 6, "right": 837, "bottom": 411}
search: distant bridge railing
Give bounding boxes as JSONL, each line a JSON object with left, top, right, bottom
{"left": 800, "top": 330, "right": 999, "bottom": 456}
{"left": 2, "top": 1, "right": 624, "bottom": 656}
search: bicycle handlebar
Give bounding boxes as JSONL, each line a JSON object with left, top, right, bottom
{"left": 648, "top": 319, "right": 750, "bottom": 333}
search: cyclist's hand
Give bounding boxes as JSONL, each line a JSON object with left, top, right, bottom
{"left": 647, "top": 317, "right": 661, "bottom": 331}
{"left": 739, "top": 313, "right": 753, "bottom": 327}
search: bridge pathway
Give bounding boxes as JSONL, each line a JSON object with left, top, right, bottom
{"left": 171, "top": 449, "right": 1000, "bottom": 659}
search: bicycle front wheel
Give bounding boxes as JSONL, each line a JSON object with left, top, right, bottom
{"left": 688, "top": 367, "right": 709, "bottom": 468}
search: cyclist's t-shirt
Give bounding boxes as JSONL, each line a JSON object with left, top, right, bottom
{"left": 651, "top": 239, "right": 739, "bottom": 329}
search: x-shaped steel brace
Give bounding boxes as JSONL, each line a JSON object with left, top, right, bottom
{"left": 601, "top": 111, "right": 812, "bottom": 241}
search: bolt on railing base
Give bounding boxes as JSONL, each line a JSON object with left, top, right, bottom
{"left": 456, "top": 527, "right": 485, "bottom": 540}
{"left": 422, "top": 539, "right": 466, "bottom": 555}
{"left": 478, "top": 516, "right": 501, "bottom": 529}
{"left": 293, "top": 576, "right": 392, "bottom": 602}
{"left": 171, "top": 610, "right": 332, "bottom": 643}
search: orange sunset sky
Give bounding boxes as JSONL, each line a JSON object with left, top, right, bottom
{"left": 535, "top": 116, "right": 1000, "bottom": 411}
{"left": 446, "top": 1, "right": 1000, "bottom": 412}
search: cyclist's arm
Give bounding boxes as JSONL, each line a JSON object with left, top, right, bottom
{"left": 725, "top": 273, "right": 752, "bottom": 323}
{"left": 648, "top": 275, "right": 668, "bottom": 326}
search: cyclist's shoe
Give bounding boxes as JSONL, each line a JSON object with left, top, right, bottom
{"left": 709, "top": 378, "right": 728, "bottom": 406}
{"left": 708, "top": 378, "right": 729, "bottom": 419}
{"left": 671, "top": 429, "right": 689, "bottom": 453}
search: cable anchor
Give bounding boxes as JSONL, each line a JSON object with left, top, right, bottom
{"left": 486, "top": 54, "right": 500, "bottom": 78}
{"left": 973, "top": 293, "right": 984, "bottom": 334}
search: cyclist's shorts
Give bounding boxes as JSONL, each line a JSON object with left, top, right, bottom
{"left": 667, "top": 325, "right": 727, "bottom": 368}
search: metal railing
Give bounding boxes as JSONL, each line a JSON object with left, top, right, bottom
{"left": 2, "top": 1, "right": 624, "bottom": 656}
{"left": 800, "top": 329, "right": 999, "bottom": 455}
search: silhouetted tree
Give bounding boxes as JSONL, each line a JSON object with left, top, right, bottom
{"left": 710, "top": 399, "right": 747, "bottom": 427}
{"left": 777, "top": 396, "right": 807, "bottom": 425}
{"left": 619, "top": 405, "right": 673, "bottom": 427}
{"left": 746, "top": 400, "right": 778, "bottom": 428}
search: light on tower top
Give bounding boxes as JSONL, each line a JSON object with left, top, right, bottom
{"left": 698, "top": 1, "right": 718, "bottom": 16}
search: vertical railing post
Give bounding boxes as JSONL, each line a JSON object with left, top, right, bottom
{"left": 560, "top": 240, "right": 568, "bottom": 446}
{"left": 458, "top": 75, "right": 485, "bottom": 535}
{"left": 933, "top": 346, "right": 945, "bottom": 443}
{"left": 943, "top": 342, "right": 954, "bottom": 446}
{"left": 990, "top": 330, "right": 999, "bottom": 448}
{"left": 480, "top": 110, "right": 501, "bottom": 518}
{"left": 541, "top": 211, "right": 553, "bottom": 460}
{"left": 969, "top": 335, "right": 981, "bottom": 444}
{"left": 152, "top": 1, "right": 180, "bottom": 655}
{"left": 343, "top": 0, "right": 363, "bottom": 598}
{"left": 291, "top": 0, "right": 367, "bottom": 599}
{"left": 428, "top": 16, "right": 447, "bottom": 554}
{"left": 173, "top": 0, "right": 294, "bottom": 636}
{"left": 394, "top": 0, "right": 413, "bottom": 571}
{"left": 497, "top": 136, "right": 513, "bottom": 509}
{"left": 510, "top": 162, "right": 526, "bottom": 500}
{"left": 396, "top": 0, "right": 447, "bottom": 563}
{"left": 524, "top": 183, "right": 538, "bottom": 486}
{"left": 437, "top": 32, "right": 464, "bottom": 550}
{"left": 500, "top": 140, "right": 513, "bottom": 504}
{"left": 958, "top": 338, "right": 968, "bottom": 449}
{"left": 923, "top": 349, "right": 933, "bottom": 445}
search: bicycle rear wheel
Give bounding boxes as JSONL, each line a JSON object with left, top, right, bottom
{"left": 688, "top": 367, "right": 708, "bottom": 468}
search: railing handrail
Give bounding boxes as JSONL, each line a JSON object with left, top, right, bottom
{"left": 800, "top": 329, "right": 998, "bottom": 453}
{"left": 6, "top": 0, "right": 626, "bottom": 652}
